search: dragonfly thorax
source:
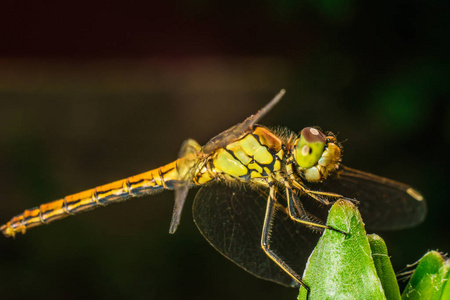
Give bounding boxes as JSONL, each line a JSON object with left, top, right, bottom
{"left": 192, "top": 126, "right": 284, "bottom": 186}
{"left": 292, "top": 127, "right": 342, "bottom": 183}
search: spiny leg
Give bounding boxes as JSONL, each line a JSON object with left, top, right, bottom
{"left": 261, "top": 182, "right": 310, "bottom": 297}
{"left": 285, "top": 183, "right": 348, "bottom": 235}
{"left": 304, "top": 189, "right": 359, "bottom": 206}
{"left": 291, "top": 180, "right": 359, "bottom": 206}
{"left": 285, "top": 187, "right": 326, "bottom": 232}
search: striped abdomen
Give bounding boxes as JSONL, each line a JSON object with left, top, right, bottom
{"left": 1, "top": 158, "right": 190, "bottom": 237}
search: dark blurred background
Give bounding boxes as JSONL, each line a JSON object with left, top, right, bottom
{"left": 0, "top": 1, "right": 448, "bottom": 299}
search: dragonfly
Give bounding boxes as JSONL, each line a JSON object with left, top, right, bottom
{"left": 1, "top": 90, "right": 426, "bottom": 292}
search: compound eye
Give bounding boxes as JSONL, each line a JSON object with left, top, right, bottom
{"left": 295, "top": 127, "right": 326, "bottom": 168}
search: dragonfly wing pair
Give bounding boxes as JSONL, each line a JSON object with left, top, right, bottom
{"left": 308, "top": 166, "right": 426, "bottom": 231}
{"left": 193, "top": 183, "right": 318, "bottom": 287}
{"left": 192, "top": 165, "right": 426, "bottom": 287}
{"left": 202, "top": 90, "right": 285, "bottom": 154}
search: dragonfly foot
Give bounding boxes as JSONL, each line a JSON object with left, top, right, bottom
{"left": 341, "top": 197, "right": 360, "bottom": 205}
{"left": 326, "top": 225, "right": 348, "bottom": 236}
{"left": 299, "top": 282, "right": 311, "bottom": 300}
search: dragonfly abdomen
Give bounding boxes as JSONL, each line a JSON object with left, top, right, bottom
{"left": 1, "top": 159, "right": 189, "bottom": 237}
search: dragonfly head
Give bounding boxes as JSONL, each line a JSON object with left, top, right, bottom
{"left": 292, "top": 127, "right": 342, "bottom": 182}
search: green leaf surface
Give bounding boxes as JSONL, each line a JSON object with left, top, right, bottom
{"left": 368, "top": 234, "right": 401, "bottom": 300}
{"left": 402, "top": 251, "right": 449, "bottom": 300}
{"left": 441, "top": 267, "right": 450, "bottom": 299}
{"left": 298, "top": 200, "right": 386, "bottom": 300}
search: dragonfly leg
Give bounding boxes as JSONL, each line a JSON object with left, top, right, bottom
{"left": 337, "top": 196, "right": 359, "bottom": 205}
{"left": 292, "top": 181, "right": 359, "bottom": 206}
{"left": 306, "top": 190, "right": 359, "bottom": 206}
{"left": 284, "top": 186, "right": 347, "bottom": 235}
{"left": 261, "top": 182, "right": 311, "bottom": 297}
{"left": 285, "top": 187, "right": 326, "bottom": 231}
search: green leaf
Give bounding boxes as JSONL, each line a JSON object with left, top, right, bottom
{"left": 298, "top": 200, "right": 386, "bottom": 300}
{"left": 368, "top": 234, "right": 401, "bottom": 300}
{"left": 402, "top": 251, "right": 450, "bottom": 299}
{"left": 441, "top": 267, "right": 450, "bottom": 299}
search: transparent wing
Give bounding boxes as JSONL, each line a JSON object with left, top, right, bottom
{"left": 308, "top": 165, "right": 426, "bottom": 230}
{"left": 169, "top": 139, "right": 202, "bottom": 234}
{"left": 202, "top": 90, "right": 285, "bottom": 154}
{"left": 192, "top": 183, "right": 319, "bottom": 287}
